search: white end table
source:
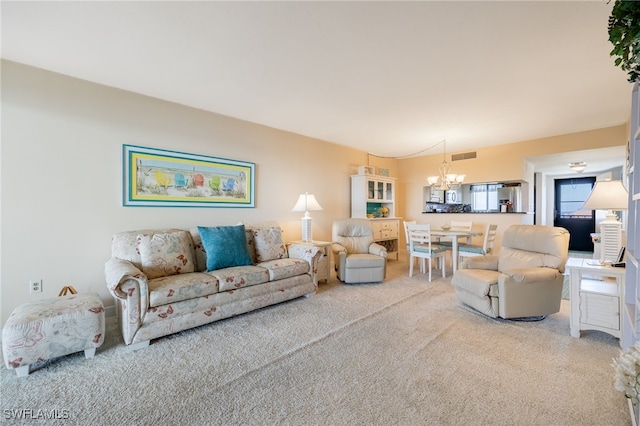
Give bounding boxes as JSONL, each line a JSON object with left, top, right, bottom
{"left": 566, "top": 257, "right": 626, "bottom": 345}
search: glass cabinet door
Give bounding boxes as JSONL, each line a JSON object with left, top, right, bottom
{"left": 368, "top": 181, "right": 375, "bottom": 199}
{"left": 376, "top": 182, "right": 384, "bottom": 200}
{"left": 385, "top": 182, "right": 393, "bottom": 200}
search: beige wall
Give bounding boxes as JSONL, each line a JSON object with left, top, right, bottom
{"left": 0, "top": 60, "right": 370, "bottom": 324}
{"left": 0, "top": 60, "right": 629, "bottom": 327}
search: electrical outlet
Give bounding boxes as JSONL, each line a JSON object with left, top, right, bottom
{"left": 29, "top": 279, "right": 42, "bottom": 294}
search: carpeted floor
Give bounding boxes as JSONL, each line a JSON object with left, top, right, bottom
{"left": 0, "top": 259, "right": 630, "bottom": 425}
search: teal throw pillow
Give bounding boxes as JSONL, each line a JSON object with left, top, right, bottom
{"left": 197, "top": 225, "right": 253, "bottom": 271}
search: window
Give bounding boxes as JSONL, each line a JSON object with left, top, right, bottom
{"left": 557, "top": 179, "right": 594, "bottom": 219}
{"left": 470, "top": 184, "right": 502, "bottom": 212}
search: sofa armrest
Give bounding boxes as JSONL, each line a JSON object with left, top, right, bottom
{"left": 369, "top": 243, "right": 388, "bottom": 258}
{"left": 459, "top": 255, "right": 499, "bottom": 271}
{"left": 105, "top": 257, "right": 150, "bottom": 344}
{"left": 287, "top": 243, "right": 322, "bottom": 280}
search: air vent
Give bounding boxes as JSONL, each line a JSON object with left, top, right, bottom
{"left": 451, "top": 152, "right": 477, "bottom": 161}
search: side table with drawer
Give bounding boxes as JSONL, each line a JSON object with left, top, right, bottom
{"left": 289, "top": 240, "right": 332, "bottom": 284}
{"left": 369, "top": 218, "right": 400, "bottom": 260}
{"left": 566, "top": 257, "right": 626, "bottom": 345}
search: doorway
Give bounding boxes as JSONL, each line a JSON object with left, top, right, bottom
{"left": 554, "top": 177, "right": 596, "bottom": 252}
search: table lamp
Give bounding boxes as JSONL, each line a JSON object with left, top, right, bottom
{"left": 581, "top": 180, "right": 628, "bottom": 264}
{"left": 291, "top": 192, "right": 323, "bottom": 242}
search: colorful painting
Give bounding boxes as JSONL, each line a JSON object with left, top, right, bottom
{"left": 123, "top": 144, "right": 255, "bottom": 207}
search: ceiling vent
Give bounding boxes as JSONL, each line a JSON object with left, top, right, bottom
{"left": 451, "top": 152, "right": 477, "bottom": 161}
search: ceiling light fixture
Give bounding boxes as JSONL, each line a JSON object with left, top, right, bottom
{"left": 569, "top": 162, "right": 587, "bottom": 173}
{"left": 427, "top": 139, "right": 465, "bottom": 191}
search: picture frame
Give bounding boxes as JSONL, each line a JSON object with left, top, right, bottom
{"left": 123, "top": 144, "right": 255, "bottom": 208}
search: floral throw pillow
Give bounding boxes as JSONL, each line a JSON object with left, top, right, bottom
{"left": 137, "top": 231, "right": 195, "bottom": 279}
{"left": 253, "top": 227, "right": 288, "bottom": 262}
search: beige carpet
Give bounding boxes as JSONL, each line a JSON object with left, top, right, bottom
{"left": 0, "top": 260, "right": 630, "bottom": 425}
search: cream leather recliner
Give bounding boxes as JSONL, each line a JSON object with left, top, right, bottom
{"left": 452, "top": 225, "right": 570, "bottom": 320}
{"left": 332, "top": 219, "right": 388, "bottom": 284}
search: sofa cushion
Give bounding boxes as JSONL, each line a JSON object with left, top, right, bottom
{"left": 198, "top": 225, "right": 253, "bottom": 271}
{"left": 148, "top": 272, "right": 220, "bottom": 308}
{"left": 137, "top": 230, "right": 195, "bottom": 279}
{"left": 209, "top": 265, "right": 270, "bottom": 291}
{"left": 258, "top": 258, "right": 309, "bottom": 281}
{"left": 112, "top": 228, "right": 183, "bottom": 270}
{"left": 252, "top": 227, "right": 288, "bottom": 262}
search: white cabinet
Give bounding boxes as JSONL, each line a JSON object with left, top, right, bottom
{"left": 623, "top": 81, "right": 640, "bottom": 350}
{"left": 566, "top": 257, "right": 625, "bottom": 342}
{"left": 351, "top": 173, "right": 399, "bottom": 259}
{"left": 370, "top": 219, "right": 400, "bottom": 259}
{"left": 350, "top": 173, "right": 396, "bottom": 219}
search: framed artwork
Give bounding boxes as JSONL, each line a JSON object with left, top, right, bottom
{"left": 123, "top": 144, "right": 255, "bottom": 207}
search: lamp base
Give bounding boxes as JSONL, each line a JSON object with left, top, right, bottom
{"left": 301, "top": 216, "right": 313, "bottom": 242}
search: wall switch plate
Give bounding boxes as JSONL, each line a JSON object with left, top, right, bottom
{"left": 29, "top": 279, "right": 42, "bottom": 293}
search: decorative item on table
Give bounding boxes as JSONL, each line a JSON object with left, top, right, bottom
{"left": 380, "top": 207, "right": 389, "bottom": 217}
{"left": 358, "top": 165, "right": 376, "bottom": 175}
{"left": 291, "top": 192, "right": 323, "bottom": 242}
{"left": 612, "top": 341, "right": 640, "bottom": 407}
{"left": 441, "top": 223, "right": 451, "bottom": 231}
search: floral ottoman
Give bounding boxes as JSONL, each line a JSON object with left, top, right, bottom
{"left": 2, "top": 293, "right": 105, "bottom": 377}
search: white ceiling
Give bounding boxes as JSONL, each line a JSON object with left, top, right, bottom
{"left": 1, "top": 1, "right": 633, "bottom": 173}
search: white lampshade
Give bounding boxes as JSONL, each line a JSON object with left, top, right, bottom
{"left": 582, "top": 180, "right": 628, "bottom": 264}
{"left": 291, "top": 193, "right": 323, "bottom": 242}
{"left": 582, "top": 180, "right": 628, "bottom": 214}
{"left": 291, "top": 193, "right": 323, "bottom": 212}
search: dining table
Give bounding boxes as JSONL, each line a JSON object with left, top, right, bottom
{"left": 430, "top": 228, "right": 484, "bottom": 272}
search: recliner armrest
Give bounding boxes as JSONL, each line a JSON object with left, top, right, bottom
{"left": 500, "top": 267, "right": 562, "bottom": 284}
{"left": 369, "top": 243, "right": 388, "bottom": 258}
{"left": 459, "top": 255, "right": 499, "bottom": 271}
{"left": 331, "top": 243, "right": 346, "bottom": 252}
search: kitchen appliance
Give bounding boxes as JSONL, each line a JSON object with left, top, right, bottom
{"left": 445, "top": 188, "right": 461, "bottom": 204}
{"left": 497, "top": 185, "right": 522, "bottom": 212}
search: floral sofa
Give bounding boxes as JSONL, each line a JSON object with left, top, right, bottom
{"left": 105, "top": 224, "right": 321, "bottom": 349}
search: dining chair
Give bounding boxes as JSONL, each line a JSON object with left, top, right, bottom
{"left": 407, "top": 224, "right": 448, "bottom": 281}
{"left": 403, "top": 220, "right": 416, "bottom": 262}
{"left": 458, "top": 223, "right": 498, "bottom": 264}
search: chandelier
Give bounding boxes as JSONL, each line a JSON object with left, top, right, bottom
{"left": 427, "top": 140, "right": 465, "bottom": 191}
